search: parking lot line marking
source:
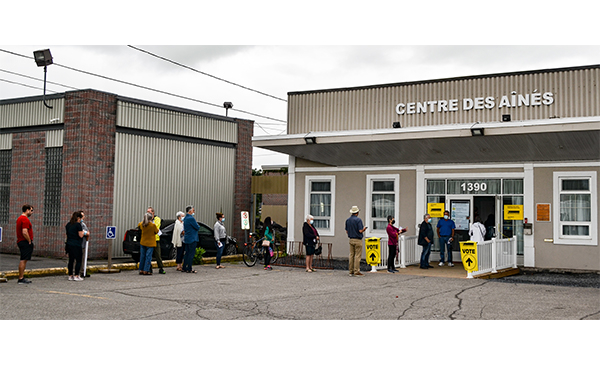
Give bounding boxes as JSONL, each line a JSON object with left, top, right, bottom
{"left": 40, "top": 290, "right": 109, "bottom": 300}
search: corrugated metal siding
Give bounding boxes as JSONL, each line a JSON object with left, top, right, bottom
{"left": 0, "top": 134, "right": 11, "bottom": 149}
{"left": 117, "top": 101, "right": 237, "bottom": 144}
{"left": 45, "top": 130, "right": 63, "bottom": 147}
{"left": 111, "top": 133, "right": 236, "bottom": 257}
{"left": 0, "top": 98, "right": 65, "bottom": 128}
{"left": 289, "top": 67, "right": 600, "bottom": 134}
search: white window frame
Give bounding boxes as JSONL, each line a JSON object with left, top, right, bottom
{"left": 305, "top": 175, "right": 336, "bottom": 236}
{"left": 365, "top": 174, "right": 400, "bottom": 237}
{"left": 553, "top": 171, "right": 597, "bottom": 246}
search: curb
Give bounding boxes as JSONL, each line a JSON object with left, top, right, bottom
{"left": 0, "top": 254, "right": 243, "bottom": 281}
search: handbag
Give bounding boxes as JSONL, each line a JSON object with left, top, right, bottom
{"left": 261, "top": 239, "right": 270, "bottom": 247}
{"left": 314, "top": 243, "right": 322, "bottom": 256}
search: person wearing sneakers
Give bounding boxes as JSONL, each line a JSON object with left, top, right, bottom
{"left": 262, "top": 217, "right": 274, "bottom": 270}
{"left": 436, "top": 210, "right": 456, "bottom": 267}
{"left": 65, "top": 211, "right": 85, "bottom": 281}
{"left": 214, "top": 212, "right": 227, "bottom": 269}
{"left": 16, "top": 204, "right": 34, "bottom": 284}
{"left": 345, "top": 206, "right": 367, "bottom": 277}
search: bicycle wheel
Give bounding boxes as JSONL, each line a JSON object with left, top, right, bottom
{"left": 270, "top": 242, "right": 279, "bottom": 264}
{"left": 242, "top": 245, "right": 257, "bottom": 267}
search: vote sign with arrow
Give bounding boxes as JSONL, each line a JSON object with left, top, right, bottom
{"left": 365, "top": 237, "right": 381, "bottom": 266}
{"left": 459, "top": 241, "right": 478, "bottom": 272}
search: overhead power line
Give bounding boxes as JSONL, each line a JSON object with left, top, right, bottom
{"left": 127, "top": 45, "right": 288, "bottom": 103}
{"left": 0, "top": 48, "right": 288, "bottom": 127}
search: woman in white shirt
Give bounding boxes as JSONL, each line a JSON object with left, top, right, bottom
{"left": 172, "top": 211, "right": 185, "bottom": 271}
{"left": 469, "top": 215, "right": 487, "bottom": 244}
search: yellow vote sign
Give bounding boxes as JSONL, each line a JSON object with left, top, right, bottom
{"left": 504, "top": 205, "right": 524, "bottom": 220}
{"left": 459, "top": 241, "right": 478, "bottom": 272}
{"left": 428, "top": 203, "right": 445, "bottom": 218}
{"left": 365, "top": 237, "right": 381, "bottom": 266}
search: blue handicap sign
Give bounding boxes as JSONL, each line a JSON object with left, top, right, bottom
{"left": 0, "top": 227, "right": 3, "bottom": 242}
{"left": 106, "top": 226, "right": 116, "bottom": 240}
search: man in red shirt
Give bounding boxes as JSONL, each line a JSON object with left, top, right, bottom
{"left": 16, "top": 204, "right": 34, "bottom": 284}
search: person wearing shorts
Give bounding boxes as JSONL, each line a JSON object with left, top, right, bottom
{"left": 16, "top": 204, "right": 34, "bottom": 284}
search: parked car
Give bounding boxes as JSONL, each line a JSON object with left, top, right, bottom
{"left": 122, "top": 219, "right": 238, "bottom": 262}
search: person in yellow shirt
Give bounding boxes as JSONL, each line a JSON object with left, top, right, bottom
{"left": 138, "top": 212, "right": 159, "bottom": 275}
{"left": 147, "top": 207, "right": 165, "bottom": 274}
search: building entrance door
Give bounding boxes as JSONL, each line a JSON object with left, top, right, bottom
{"left": 448, "top": 198, "right": 471, "bottom": 251}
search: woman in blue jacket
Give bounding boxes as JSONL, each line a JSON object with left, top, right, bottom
{"left": 262, "top": 217, "right": 274, "bottom": 270}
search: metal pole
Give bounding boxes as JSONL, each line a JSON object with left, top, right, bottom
{"left": 42, "top": 65, "right": 53, "bottom": 109}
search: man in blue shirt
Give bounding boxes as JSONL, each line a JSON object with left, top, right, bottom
{"left": 436, "top": 210, "right": 455, "bottom": 267}
{"left": 345, "top": 206, "right": 367, "bottom": 277}
{"left": 182, "top": 205, "right": 200, "bottom": 273}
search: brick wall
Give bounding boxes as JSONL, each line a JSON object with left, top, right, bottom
{"left": 61, "top": 90, "right": 117, "bottom": 259}
{"left": 232, "top": 118, "right": 254, "bottom": 245}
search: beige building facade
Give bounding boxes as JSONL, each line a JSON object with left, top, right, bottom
{"left": 254, "top": 65, "right": 600, "bottom": 271}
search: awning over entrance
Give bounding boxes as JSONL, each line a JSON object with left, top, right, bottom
{"left": 253, "top": 117, "right": 600, "bottom": 166}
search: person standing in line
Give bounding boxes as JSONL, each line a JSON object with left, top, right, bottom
{"left": 172, "top": 211, "right": 185, "bottom": 271}
{"left": 345, "top": 206, "right": 367, "bottom": 277}
{"left": 262, "top": 217, "right": 274, "bottom": 270}
{"left": 78, "top": 211, "right": 90, "bottom": 278}
{"left": 469, "top": 215, "right": 487, "bottom": 244}
{"left": 214, "top": 212, "right": 227, "bottom": 269}
{"left": 65, "top": 211, "right": 85, "bottom": 281}
{"left": 182, "top": 205, "right": 200, "bottom": 273}
{"left": 302, "top": 214, "right": 319, "bottom": 272}
{"left": 147, "top": 207, "right": 165, "bottom": 274}
{"left": 386, "top": 215, "right": 406, "bottom": 273}
{"left": 16, "top": 204, "right": 34, "bottom": 284}
{"left": 138, "top": 212, "right": 158, "bottom": 275}
{"left": 436, "top": 210, "right": 456, "bottom": 267}
{"left": 418, "top": 214, "right": 434, "bottom": 269}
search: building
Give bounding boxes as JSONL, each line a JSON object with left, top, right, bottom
{"left": 0, "top": 89, "right": 253, "bottom": 259}
{"left": 253, "top": 65, "right": 600, "bottom": 271}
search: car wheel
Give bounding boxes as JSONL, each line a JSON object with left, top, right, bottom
{"left": 169, "top": 246, "right": 177, "bottom": 260}
{"left": 225, "top": 244, "right": 237, "bottom": 256}
{"left": 131, "top": 253, "right": 140, "bottom": 262}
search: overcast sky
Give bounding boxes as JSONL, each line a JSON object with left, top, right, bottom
{"left": 2, "top": 4, "right": 599, "bottom": 171}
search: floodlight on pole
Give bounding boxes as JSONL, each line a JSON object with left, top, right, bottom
{"left": 33, "top": 49, "right": 53, "bottom": 109}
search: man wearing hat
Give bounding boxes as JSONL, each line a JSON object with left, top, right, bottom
{"left": 345, "top": 206, "right": 367, "bottom": 276}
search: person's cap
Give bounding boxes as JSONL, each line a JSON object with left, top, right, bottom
{"left": 350, "top": 206, "right": 360, "bottom": 214}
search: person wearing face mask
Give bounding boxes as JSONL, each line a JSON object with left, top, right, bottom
{"left": 302, "top": 214, "right": 320, "bottom": 272}
{"left": 182, "top": 205, "right": 200, "bottom": 273}
{"left": 436, "top": 210, "right": 456, "bottom": 267}
{"left": 172, "top": 211, "right": 185, "bottom": 271}
{"left": 214, "top": 212, "right": 227, "bottom": 269}
{"left": 418, "top": 214, "right": 434, "bottom": 269}
{"left": 386, "top": 215, "right": 406, "bottom": 273}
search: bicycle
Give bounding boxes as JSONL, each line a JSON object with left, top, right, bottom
{"left": 242, "top": 232, "right": 279, "bottom": 267}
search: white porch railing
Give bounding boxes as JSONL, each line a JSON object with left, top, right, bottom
{"left": 372, "top": 235, "right": 420, "bottom": 271}
{"left": 470, "top": 237, "right": 517, "bottom": 277}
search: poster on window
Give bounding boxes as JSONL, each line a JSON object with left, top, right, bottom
{"left": 450, "top": 200, "right": 470, "bottom": 230}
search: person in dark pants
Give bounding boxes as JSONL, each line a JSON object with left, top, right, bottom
{"left": 262, "top": 217, "right": 274, "bottom": 270}
{"left": 214, "top": 212, "right": 227, "bottom": 269}
{"left": 418, "top": 214, "right": 434, "bottom": 269}
{"left": 65, "top": 211, "right": 85, "bottom": 281}
{"left": 182, "top": 205, "right": 200, "bottom": 273}
{"left": 386, "top": 215, "right": 406, "bottom": 273}
{"left": 147, "top": 207, "right": 165, "bottom": 274}
{"left": 16, "top": 204, "right": 35, "bottom": 284}
{"left": 436, "top": 210, "right": 456, "bottom": 267}
{"left": 173, "top": 211, "right": 185, "bottom": 271}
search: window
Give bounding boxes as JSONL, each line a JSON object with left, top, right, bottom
{"left": 305, "top": 176, "right": 335, "bottom": 235}
{"left": 0, "top": 150, "right": 11, "bottom": 224}
{"left": 43, "top": 147, "right": 63, "bottom": 226}
{"left": 553, "top": 171, "right": 597, "bottom": 245}
{"left": 367, "top": 175, "right": 399, "bottom": 233}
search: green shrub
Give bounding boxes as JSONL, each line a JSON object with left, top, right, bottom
{"left": 193, "top": 247, "right": 206, "bottom": 265}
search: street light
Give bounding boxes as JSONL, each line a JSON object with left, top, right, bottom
{"left": 223, "top": 101, "right": 233, "bottom": 116}
{"left": 33, "top": 48, "right": 53, "bottom": 109}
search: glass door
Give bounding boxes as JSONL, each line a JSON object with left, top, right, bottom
{"left": 448, "top": 196, "right": 472, "bottom": 250}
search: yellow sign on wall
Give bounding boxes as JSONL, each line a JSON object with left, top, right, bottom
{"left": 504, "top": 205, "right": 524, "bottom": 220}
{"left": 460, "top": 241, "right": 478, "bottom": 272}
{"left": 365, "top": 237, "right": 381, "bottom": 265}
{"left": 428, "top": 203, "right": 445, "bottom": 218}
